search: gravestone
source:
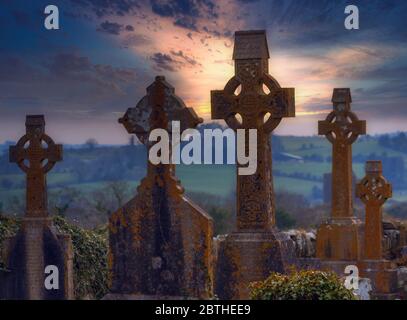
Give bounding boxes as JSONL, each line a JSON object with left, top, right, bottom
{"left": 211, "top": 30, "right": 296, "bottom": 299}
{"left": 356, "top": 161, "right": 399, "bottom": 299}
{"left": 4, "top": 115, "right": 73, "bottom": 300}
{"left": 323, "top": 172, "right": 357, "bottom": 205}
{"left": 316, "top": 89, "right": 366, "bottom": 266}
{"left": 106, "top": 76, "right": 214, "bottom": 299}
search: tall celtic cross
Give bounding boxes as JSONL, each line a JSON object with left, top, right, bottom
{"left": 356, "top": 161, "right": 392, "bottom": 260}
{"left": 211, "top": 30, "right": 295, "bottom": 231}
{"left": 319, "top": 89, "right": 366, "bottom": 220}
{"left": 9, "top": 115, "right": 62, "bottom": 218}
{"left": 119, "top": 75, "right": 202, "bottom": 185}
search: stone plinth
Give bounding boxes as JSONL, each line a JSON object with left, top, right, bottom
{"left": 358, "top": 260, "right": 399, "bottom": 300}
{"left": 216, "top": 231, "right": 295, "bottom": 299}
{"left": 316, "top": 218, "right": 363, "bottom": 261}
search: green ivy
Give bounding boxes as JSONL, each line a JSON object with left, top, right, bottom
{"left": 250, "top": 269, "right": 356, "bottom": 300}
{"left": 0, "top": 214, "right": 20, "bottom": 269}
{"left": 53, "top": 215, "right": 109, "bottom": 299}
{"left": 0, "top": 214, "right": 109, "bottom": 299}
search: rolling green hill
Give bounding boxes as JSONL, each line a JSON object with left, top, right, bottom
{"left": 1, "top": 134, "right": 406, "bottom": 212}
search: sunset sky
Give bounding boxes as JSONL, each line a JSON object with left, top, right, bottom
{"left": 1, "top": 0, "right": 407, "bottom": 144}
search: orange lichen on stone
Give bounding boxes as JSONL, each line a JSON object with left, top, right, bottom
{"left": 356, "top": 161, "right": 399, "bottom": 299}
{"left": 106, "top": 76, "right": 213, "bottom": 300}
{"left": 211, "top": 30, "right": 296, "bottom": 299}
{"left": 316, "top": 89, "right": 366, "bottom": 262}
{"left": 5, "top": 115, "right": 73, "bottom": 300}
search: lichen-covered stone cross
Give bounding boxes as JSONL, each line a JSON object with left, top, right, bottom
{"left": 211, "top": 30, "right": 295, "bottom": 230}
{"left": 9, "top": 115, "right": 62, "bottom": 217}
{"left": 319, "top": 89, "right": 366, "bottom": 219}
{"left": 356, "top": 161, "right": 392, "bottom": 260}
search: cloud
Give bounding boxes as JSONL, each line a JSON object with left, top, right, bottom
{"left": 68, "top": 0, "right": 141, "bottom": 17}
{"left": 150, "top": 0, "right": 217, "bottom": 18}
{"left": 150, "top": 0, "right": 219, "bottom": 31}
{"left": 150, "top": 50, "right": 203, "bottom": 72}
{"left": 121, "top": 33, "right": 151, "bottom": 48}
{"left": 125, "top": 24, "right": 135, "bottom": 31}
{"left": 174, "top": 17, "right": 198, "bottom": 31}
{"left": 150, "top": 52, "right": 180, "bottom": 72}
{"left": 0, "top": 52, "right": 144, "bottom": 121}
{"left": 98, "top": 21, "right": 123, "bottom": 35}
{"left": 97, "top": 20, "right": 134, "bottom": 35}
{"left": 170, "top": 50, "right": 201, "bottom": 67}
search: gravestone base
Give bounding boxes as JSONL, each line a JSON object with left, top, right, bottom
{"left": 358, "top": 260, "right": 399, "bottom": 300}
{"left": 108, "top": 193, "right": 213, "bottom": 300}
{"left": 5, "top": 217, "right": 74, "bottom": 300}
{"left": 316, "top": 217, "right": 363, "bottom": 261}
{"left": 103, "top": 293, "right": 195, "bottom": 300}
{"left": 215, "top": 230, "right": 296, "bottom": 300}
{"left": 319, "top": 260, "right": 358, "bottom": 276}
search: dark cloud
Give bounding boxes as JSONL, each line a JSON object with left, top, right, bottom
{"left": 150, "top": 53, "right": 180, "bottom": 72}
{"left": 68, "top": 0, "right": 141, "bottom": 17}
{"left": 170, "top": 50, "right": 201, "bottom": 67}
{"left": 125, "top": 24, "right": 135, "bottom": 31}
{"left": 174, "top": 17, "right": 198, "bottom": 31}
{"left": 150, "top": 0, "right": 218, "bottom": 31}
{"left": 121, "top": 33, "right": 151, "bottom": 48}
{"left": 0, "top": 52, "right": 143, "bottom": 119}
{"left": 98, "top": 21, "right": 125, "bottom": 35}
{"left": 150, "top": 50, "right": 201, "bottom": 72}
{"left": 150, "top": 0, "right": 216, "bottom": 18}
{"left": 46, "top": 53, "right": 92, "bottom": 75}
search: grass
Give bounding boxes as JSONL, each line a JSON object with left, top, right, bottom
{"left": 1, "top": 136, "right": 407, "bottom": 205}
{"left": 275, "top": 176, "right": 322, "bottom": 198}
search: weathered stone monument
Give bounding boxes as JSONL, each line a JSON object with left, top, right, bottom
{"left": 323, "top": 171, "right": 357, "bottom": 206}
{"left": 211, "top": 30, "right": 296, "bottom": 299}
{"left": 4, "top": 115, "right": 74, "bottom": 300}
{"left": 107, "top": 76, "right": 214, "bottom": 299}
{"left": 316, "top": 89, "right": 366, "bottom": 267}
{"left": 356, "top": 161, "right": 399, "bottom": 299}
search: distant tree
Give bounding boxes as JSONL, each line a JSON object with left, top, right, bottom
{"left": 271, "top": 135, "right": 285, "bottom": 153}
{"left": 275, "top": 208, "right": 296, "bottom": 230}
{"left": 85, "top": 138, "right": 98, "bottom": 149}
{"left": 108, "top": 181, "right": 131, "bottom": 208}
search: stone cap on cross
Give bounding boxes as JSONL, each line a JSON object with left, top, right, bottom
{"left": 356, "top": 161, "right": 392, "bottom": 206}
{"left": 9, "top": 115, "right": 63, "bottom": 174}
{"left": 233, "top": 30, "right": 270, "bottom": 60}
{"left": 119, "top": 76, "right": 202, "bottom": 145}
{"left": 319, "top": 88, "right": 366, "bottom": 145}
{"left": 332, "top": 88, "right": 352, "bottom": 110}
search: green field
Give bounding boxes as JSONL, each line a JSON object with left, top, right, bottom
{"left": 1, "top": 135, "right": 407, "bottom": 208}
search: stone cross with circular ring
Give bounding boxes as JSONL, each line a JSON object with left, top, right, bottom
{"left": 319, "top": 89, "right": 366, "bottom": 220}
{"left": 211, "top": 30, "right": 295, "bottom": 231}
{"left": 9, "top": 115, "right": 62, "bottom": 217}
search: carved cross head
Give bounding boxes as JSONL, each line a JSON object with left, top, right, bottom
{"left": 119, "top": 76, "right": 202, "bottom": 145}
{"left": 9, "top": 115, "right": 62, "bottom": 174}
{"left": 356, "top": 161, "right": 392, "bottom": 206}
{"left": 211, "top": 30, "right": 295, "bottom": 133}
{"left": 319, "top": 88, "right": 366, "bottom": 145}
